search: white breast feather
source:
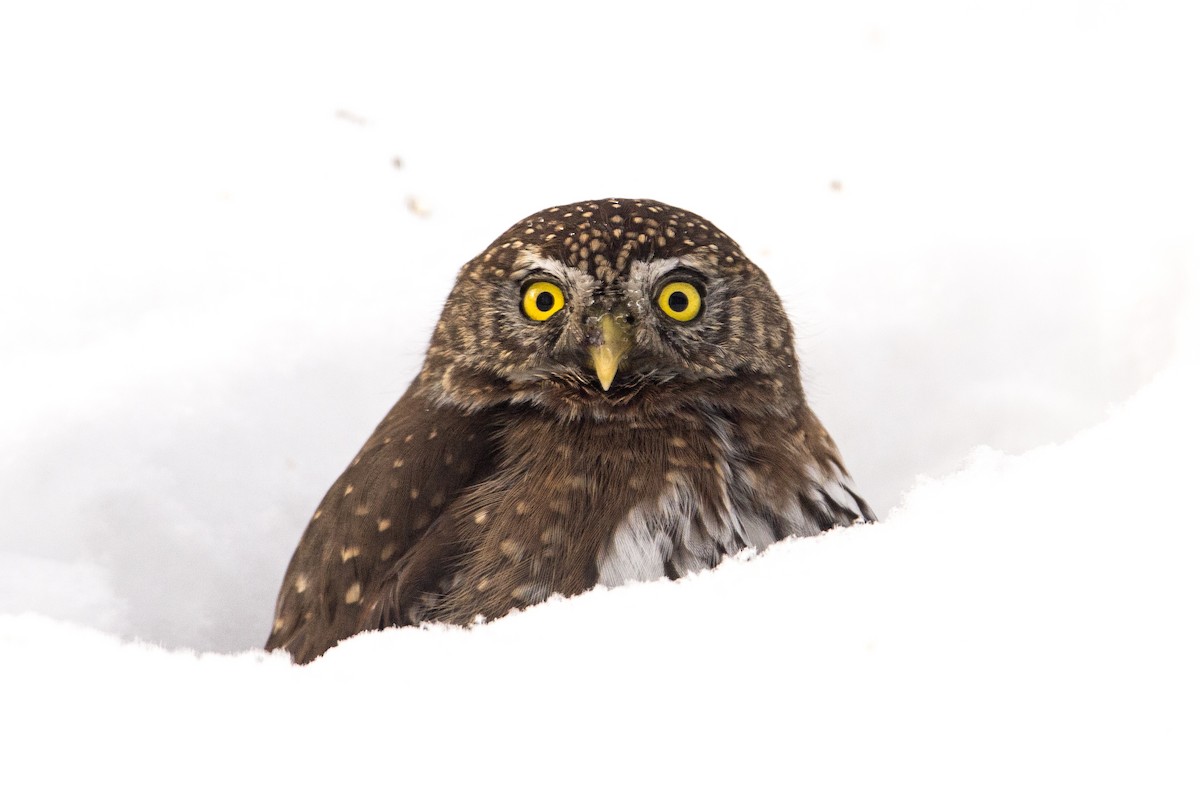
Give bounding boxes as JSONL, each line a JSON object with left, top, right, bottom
{"left": 595, "top": 419, "right": 870, "bottom": 588}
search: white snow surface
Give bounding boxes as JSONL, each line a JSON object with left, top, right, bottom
{"left": 2, "top": 1, "right": 1198, "bottom": 796}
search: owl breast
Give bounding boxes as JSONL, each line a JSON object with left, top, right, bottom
{"left": 595, "top": 412, "right": 859, "bottom": 587}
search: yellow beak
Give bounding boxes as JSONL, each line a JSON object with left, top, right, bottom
{"left": 588, "top": 314, "right": 632, "bottom": 391}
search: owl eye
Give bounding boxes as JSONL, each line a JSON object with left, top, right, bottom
{"left": 522, "top": 281, "right": 565, "bottom": 321}
{"left": 657, "top": 281, "right": 703, "bottom": 322}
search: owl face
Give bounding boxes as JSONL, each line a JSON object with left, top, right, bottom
{"left": 421, "top": 199, "right": 799, "bottom": 420}
{"left": 502, "top": 253, "right": 732, "bottom": 389}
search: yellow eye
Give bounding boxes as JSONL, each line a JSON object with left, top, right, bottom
{"left": 657, "top": 281, "right": 702, "bottom": 322}
{"left": 522, "top": 280, "right": 565, "bottom": 321}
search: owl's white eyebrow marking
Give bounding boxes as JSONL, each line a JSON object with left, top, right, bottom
{"left": 629, "top": 256, "right": 713, "bottom": 282}
{"left": 628, "top": 257, "right": 682, "bottom": 282}
{"left": 511, "top": 253, "right": 599, "bottom": 303}
{"left": 511, "top": 254, "right": 572, "bottom": 283}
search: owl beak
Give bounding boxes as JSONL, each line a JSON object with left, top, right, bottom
{"left": 588, "top": 314, "right": 632, "bottom": 391}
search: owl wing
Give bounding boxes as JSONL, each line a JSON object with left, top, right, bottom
{"left": 266, "top": 383, "right": 496, "bottom": 663}
{"left": 792, "top": 407, "right": 877, "bottom": 529}
{"left": 805, "top": 463, "right": 876, "bottom": 528}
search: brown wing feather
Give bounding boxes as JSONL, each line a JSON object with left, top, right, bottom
{"left": 265, "top": 383, "right": 495, "bottom": 663}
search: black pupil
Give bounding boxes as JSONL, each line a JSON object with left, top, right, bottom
{"left": 668, "top": 290, "right": 690, "bottom": 313}
{"left": 535, "top": 291, "right": 555, "bottom": 312}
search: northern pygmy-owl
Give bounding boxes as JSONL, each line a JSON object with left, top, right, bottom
{"left": 267, "top": 198, "right": 874, "bottom": 663}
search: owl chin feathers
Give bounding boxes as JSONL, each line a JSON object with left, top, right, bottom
{"left": 427, "top": 363, "right": 795, "bottom": 425}
{"left": 266, "top": 199, "right": 873, "bottom": 664}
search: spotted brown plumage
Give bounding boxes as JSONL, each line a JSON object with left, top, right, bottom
{"left": 267, "top": 198, "right": 874, "bottom": 663}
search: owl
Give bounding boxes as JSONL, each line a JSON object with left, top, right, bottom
{"left": 267, "top": 198, "right": 874, "bottom": 663}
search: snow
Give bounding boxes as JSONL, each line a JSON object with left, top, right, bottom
{"left": 1, "top": 1, "right": 1197, "bottom": 796}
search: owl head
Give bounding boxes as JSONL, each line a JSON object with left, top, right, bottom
{"left": 419, "top": 199, "right": 802, "bottom": 421}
